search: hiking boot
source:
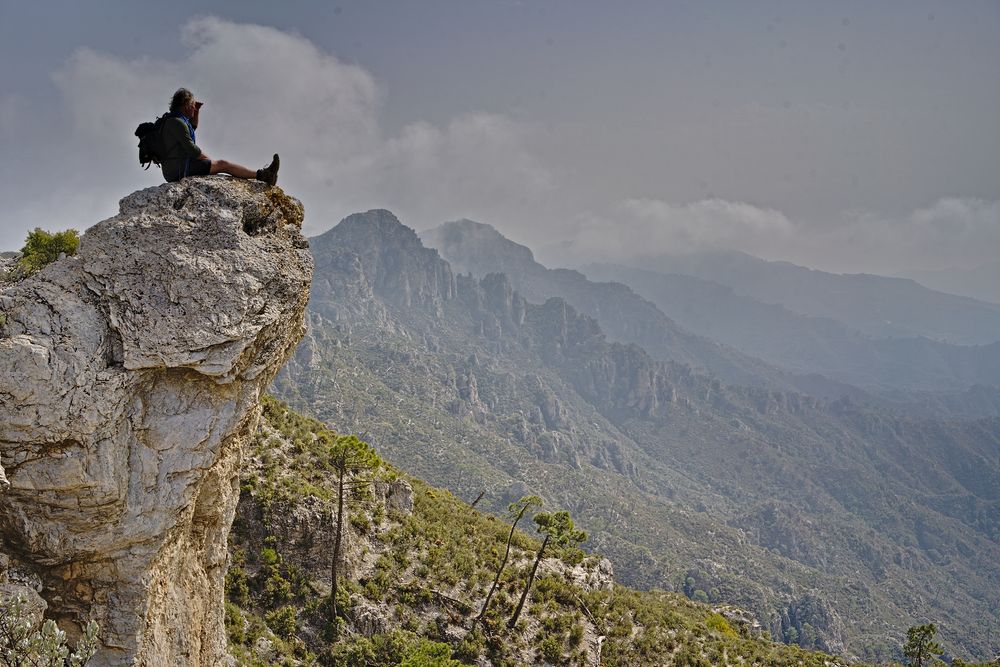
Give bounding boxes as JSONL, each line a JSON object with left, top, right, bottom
{"left": 256, "top": 153, "right": 280, "bottom": 186}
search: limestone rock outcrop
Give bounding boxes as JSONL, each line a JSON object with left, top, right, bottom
{"left": 312, "top": 209, "right": 456, "bottom": 315}
{"left": 0, "top": 177, "right": 313, "bottom": 666}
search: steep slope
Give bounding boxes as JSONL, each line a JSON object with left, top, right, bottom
{"left": 626, "top": 251, "right": 1000, "bottom": 346}
{"left": 275, "top": 210, "right": 1000, "bottom": 662}
{"left": 581, "top": 263, "right": 1000, "bottom": 393}
{"left": 0, "top": 178, "right": 313, "bottom": 666}
{"left": 226, "top": 396, "right": 873, "bottom": 667}
{"left": 421, "top": 220, "right": 806, "bottom": 392}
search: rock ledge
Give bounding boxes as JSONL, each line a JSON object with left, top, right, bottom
{"left": 0, "top": 177, "right": 313, "bottom": 666}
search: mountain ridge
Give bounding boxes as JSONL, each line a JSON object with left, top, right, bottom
{"left": 424, "top": 219, "right": 1000, "bottom": 404}
{"left": 275, "top": 209, "right": 1000, "bottom": 661}
{"left": 624, "top": 250, "right": 1000, "bottom": 345}
{"left": 421, "top": 219, "right": 863, "bottom": 400}
{"left": 582, "top": 262, "right": 1000, "bottom": 394}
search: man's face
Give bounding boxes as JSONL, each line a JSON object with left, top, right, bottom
{"left": 184, "top": 100, "right": 198, "bottom": 117}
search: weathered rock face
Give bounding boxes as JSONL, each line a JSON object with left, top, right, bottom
{"left": 312, "top": 209, "right": 456, "bottom": 315}
{"left": 0, "top": 177, "right": 313, "bottom": 666}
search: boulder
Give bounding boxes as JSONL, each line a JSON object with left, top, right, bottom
{"left": 0, "top": 177, "right": 313, "bottom": 666}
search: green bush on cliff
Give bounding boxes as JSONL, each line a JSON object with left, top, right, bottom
{"left": 0, "top": 593, "right": 99, "bottom": 666}
{"left": 17, "top": 227, "right": 80, "bottom": 276}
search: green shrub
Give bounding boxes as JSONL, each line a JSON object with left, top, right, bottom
{"left": 18, "top": 228, "right": 80, "bottom": 275}
{"left": 225, "top": 602, "right": 247, "bottom": 644}
{"left": 454, "top": 628, "right": 486, "bottom": 662}
{"left": 537, "top": 633, "right": 564, "bottom": 663}
{"left": 0, "top": 593, "right": 100, "bottom": 665}
{"left": 399, "top": 638, "right": 463, "bottom": 666}
{"left": 265, "top": 605, "right": 298, "bottom": 639}
{"left": 263, "top": 573, "right": 293, "bottom": 606}
{"left": 705, "top": 612, "right": 737, "bottom": 638}
{"left": 328, "top": 630, "right": 460, "bottom": 667}
{"left": 226, "top": 551, "right": 251, "bottom": 606}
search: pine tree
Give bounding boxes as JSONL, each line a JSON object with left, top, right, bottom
{"left": 473, "top": 495, "right": 541, "bottom": 627}
{"left": 903, "top": 623, "right": 942, "bottom": 667}
{"left": 507, "top": 510, "right": 586, "bottom": 629}
{"left": 323, "top": 432, "right": 381, "bottom": 639}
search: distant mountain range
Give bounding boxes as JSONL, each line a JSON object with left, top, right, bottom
{"left": 582, "top": 263, "right": 1000, "bottom": 393}
{"left": 273, "top": 210, "right": 1000, "bottom": 661}
{"left": 422, "top": 220, "right": 869, "bottom": 400}
{"left": 904, "top": 261, "right": 1000, "bottom": 306}
{"left": 623, "top": 250, "right": 1000, "bottom": 346}
{"left": 423, "top": 219, "right": 1000, "bottom": 399}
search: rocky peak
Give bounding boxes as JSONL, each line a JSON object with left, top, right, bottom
{"left": 313, "top": 209, "right": 455, "bottom": 313}
{"left": 0, "top": 177, "right": 313, "bottom": 666}
{"left": 420, "top": 218, "right": 539, "bottom": 279}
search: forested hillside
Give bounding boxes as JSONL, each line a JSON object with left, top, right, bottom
{"left": 227, "top": 396, "right": 886, "bottom": 666}
{"left": 272, "top": 210, "right": 1000, "bottom": 662}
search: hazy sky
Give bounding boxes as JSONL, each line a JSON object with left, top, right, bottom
{"left": 1, "top": 1, "right": 998, "bottom": 274}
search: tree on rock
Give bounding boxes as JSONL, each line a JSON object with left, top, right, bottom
{"left": 16, "top": 227, "right": 80, "bottom": 276}
{"left": 474, "top": 495, "right": 541, "bottom": 627}
{"left": 903, "top": 623, "right": 942, "bottom": 667}
{"left": 507, "top": 510, "right": 586, "bottom": 628}
{"left": 324, "top": 431, "right": 381, "bottom": 638}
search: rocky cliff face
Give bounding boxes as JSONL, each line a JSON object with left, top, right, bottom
{"left": 314, "top": 209, "right": 455, "bottom": 315}
{"left": 278, "top": 209, "right": 1000, "bottom": 661}
{"left": 422, "top": 219, "right": 805, "bottom": 392}
{"left": 0, "top": 177, "right": 313, "bottom": 666}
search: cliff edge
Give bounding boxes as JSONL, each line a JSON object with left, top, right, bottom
{"left": 0, "top": 177, "right": 313, "bottom": 666}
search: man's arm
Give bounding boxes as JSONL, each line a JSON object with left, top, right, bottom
{"left": 166, "top": 117, "right": 202, "bottom": 159}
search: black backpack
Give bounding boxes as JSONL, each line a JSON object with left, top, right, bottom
{"left": 135, "top": 116, "right": 168, "bottom": 169}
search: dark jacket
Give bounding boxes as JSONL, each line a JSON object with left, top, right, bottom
{"left": 160, "top": 114, "right": 203, "bottom": 181}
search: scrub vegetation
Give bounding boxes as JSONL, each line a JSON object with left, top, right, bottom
{"left": 224, "top": 398, "right": 999, "bottom": 666}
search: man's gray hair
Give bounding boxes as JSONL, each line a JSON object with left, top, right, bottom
{"left": 170, "top": 88, "right": 195, "bottom": 113}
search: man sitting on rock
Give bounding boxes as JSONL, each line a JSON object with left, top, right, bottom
{"left": 160, "top": 88, "right": 280, "bottom": 186}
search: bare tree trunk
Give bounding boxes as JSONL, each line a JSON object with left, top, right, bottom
{"left": 474, "top": 504, "right": 529, "bottom": 626}
{"left": 508, "top": 534, "right": 549, "bottom": 629}
{"left": 331, "top": 465, "right": 345, "bottom": 636}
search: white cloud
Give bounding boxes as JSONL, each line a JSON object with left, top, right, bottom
{"left": 378, "top": 113, "right": 554, "bottom": 226}
{"left": 547, "top": 195, "right": 1000, "bottom": 276}
{"left": 1, "top": 16, "right": 995, "bottom": 280}
{"left": 556, "top": 197, "right": 795, "bottom": 264}
{"left": 0, "top": 94, "right": 26, "bottom": 137}
{"left": 620, "top": 198, "right": 794, "bottom": 249}
{"left": 808, "top": 198, "right": 1000, "bottom": 273}
{"left": 0, "top": 17, "right": 550, "bottom": 249}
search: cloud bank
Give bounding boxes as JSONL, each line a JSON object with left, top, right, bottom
{"left": 2, "top": 17, "right": 996, "bottom": 280}
{"left": 1, "top": 17, "right": 550, "bottom": 248}
{"left": 550, "top": 195, "right": 1000, "bottom": 276}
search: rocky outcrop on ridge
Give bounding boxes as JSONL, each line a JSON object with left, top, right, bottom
{"left": 0, "top": 177, "right": 313, "bottom": 666}
{"left": 422, "top": 219, "right": 796, "bottom": 391}
{"left": 313, "top": 209, "right": 455, "bottom": 315}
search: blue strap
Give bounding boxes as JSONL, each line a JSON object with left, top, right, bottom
{"left": 170, "top": 111, "right": 197, "bottom": 178}
{"left": 172, "top": 111, "right": 196, "bottom": 144}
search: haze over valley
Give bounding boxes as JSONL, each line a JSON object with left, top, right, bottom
{"left": 2, "top": 2, "right": 999, "bottom": 665}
